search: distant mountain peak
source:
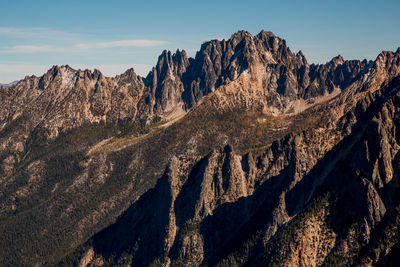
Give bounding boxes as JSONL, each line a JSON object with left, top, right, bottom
{"left": 0, "top": 80, "right": 19, "bottom": 88}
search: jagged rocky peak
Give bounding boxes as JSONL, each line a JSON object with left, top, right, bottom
{"left": 132, "top": 30, "right": 305, "bottom": 112}
{"left": 147, "top": 49, "right": 189, "bottom": 85}
{"left": 193, "top": 29, "right": 293, "bottom": 69}
{"left": 296, "top": 50, "right": 308, "bottom": 65}
{"left": 375, "top": 47, "right": 400, "bottom": 74}
{"left": 186, "top": 30, "right": 305, "bottom": 92}
{"left": 37, "top": 65, "right": 80, "bottom": 90}
{"left": 230, "top": 29, "right": 253, "bottom": 42}
{"left": 172, "top": 49, "right": 190, "bottom": 76}
{"left": 36, "top": 65, "right": 122, "bottom": 92}
{"left": 10, "top": 74, "right": 39, "bottom": 91}
{"left": 48, "top": 64, "right": 76, "bottom": 76}
{"left": 180, "top": 31, "right": 264, "bottom": 106}
{"left": 329, "top": 54, "right": 345, "bottom": 67}
{"left": 254, "top": 30, "right": 294, "bottom": 63}
{"left": 142, "top": 49, "right": 190, "bottom": 115}
{"left": 92, "top": 68, "right": 105, "bottom": 80}
{"left": 38, "top": 65, "right": 61, "bottom": 89}
{"left": 116, "top": 67, "right": 141, "bottom": 83}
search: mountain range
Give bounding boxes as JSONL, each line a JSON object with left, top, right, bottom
{"left": 0, "top": 81, "right": 18, "bottom": 89}
{"left": 1, "top": 30, "right": 400, "bottom": 266}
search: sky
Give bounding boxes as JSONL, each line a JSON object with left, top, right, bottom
{"left": 0, "top": 0, "right": 399, "bottom": 83}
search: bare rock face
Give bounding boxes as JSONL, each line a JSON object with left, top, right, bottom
{"left": 75, "top": 72, "right": 400, "bottom": 266}
{"left": 144, "top": 49, "right": 189, "bottom": 118}
{"left": 1, "top": 31, "right": 400, "bottom": 266}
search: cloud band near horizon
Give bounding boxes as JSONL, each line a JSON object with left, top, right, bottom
{"left": 0, "top": 39, "right": 169, "bottom": 54}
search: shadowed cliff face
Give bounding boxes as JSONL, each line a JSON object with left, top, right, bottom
{"left": 0, "top": 31, "right": 400, "bottom": 266}
{"left": 70, "top": 77, "right": 400, "bottom": 266}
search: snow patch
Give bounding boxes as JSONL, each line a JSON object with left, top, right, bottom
{"left": 61, "top": 67, "right": 76, "bottom": 88}
{"left": 264, "top": 51, "right": 276, "bottom": 64}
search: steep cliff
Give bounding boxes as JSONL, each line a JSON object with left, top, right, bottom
{"left": 65, "top": 73, "right": 400, "bottom": 266}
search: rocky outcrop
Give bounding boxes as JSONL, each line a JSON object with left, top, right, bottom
{"left": 75, "top": 74, "right": 400, "bottom": 266}
{"left": 144, "top": 49, "right": 189, "bottom": 118}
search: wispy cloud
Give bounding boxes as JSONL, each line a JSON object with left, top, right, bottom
{"left": 0, "top": 27, "right": 168, "bottom": 54}
{"left": 1, "top": 45, "right": 66, "bottom": 54}
{"left": 75, "top": 39, "right": 169, "bottom": 49}
{"left": 0, "top": 27, "right": 166, "bottom": 81}
{"left": 0, "top": 40, "right": 168, "bottom": 54}
{"left": 0, "top": 27, "right": 82, "bottom": 41}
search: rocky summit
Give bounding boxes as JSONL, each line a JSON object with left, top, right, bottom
{"left": 1, "top": 30, "right": 400, "bottom": 266}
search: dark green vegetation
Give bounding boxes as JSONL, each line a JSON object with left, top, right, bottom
{"left": 0, "top": 100, "right": 328, "bottom": 265}
{"left": 2, "top": 83, "right": 399, "bottom": 265}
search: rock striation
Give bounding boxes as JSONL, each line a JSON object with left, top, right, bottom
{"left": 75, "top": 71, "right": 400, "bottom": 266}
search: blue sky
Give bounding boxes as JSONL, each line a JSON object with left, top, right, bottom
{"left": 1, "top": 0, "right": 399, "bottom": 83}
